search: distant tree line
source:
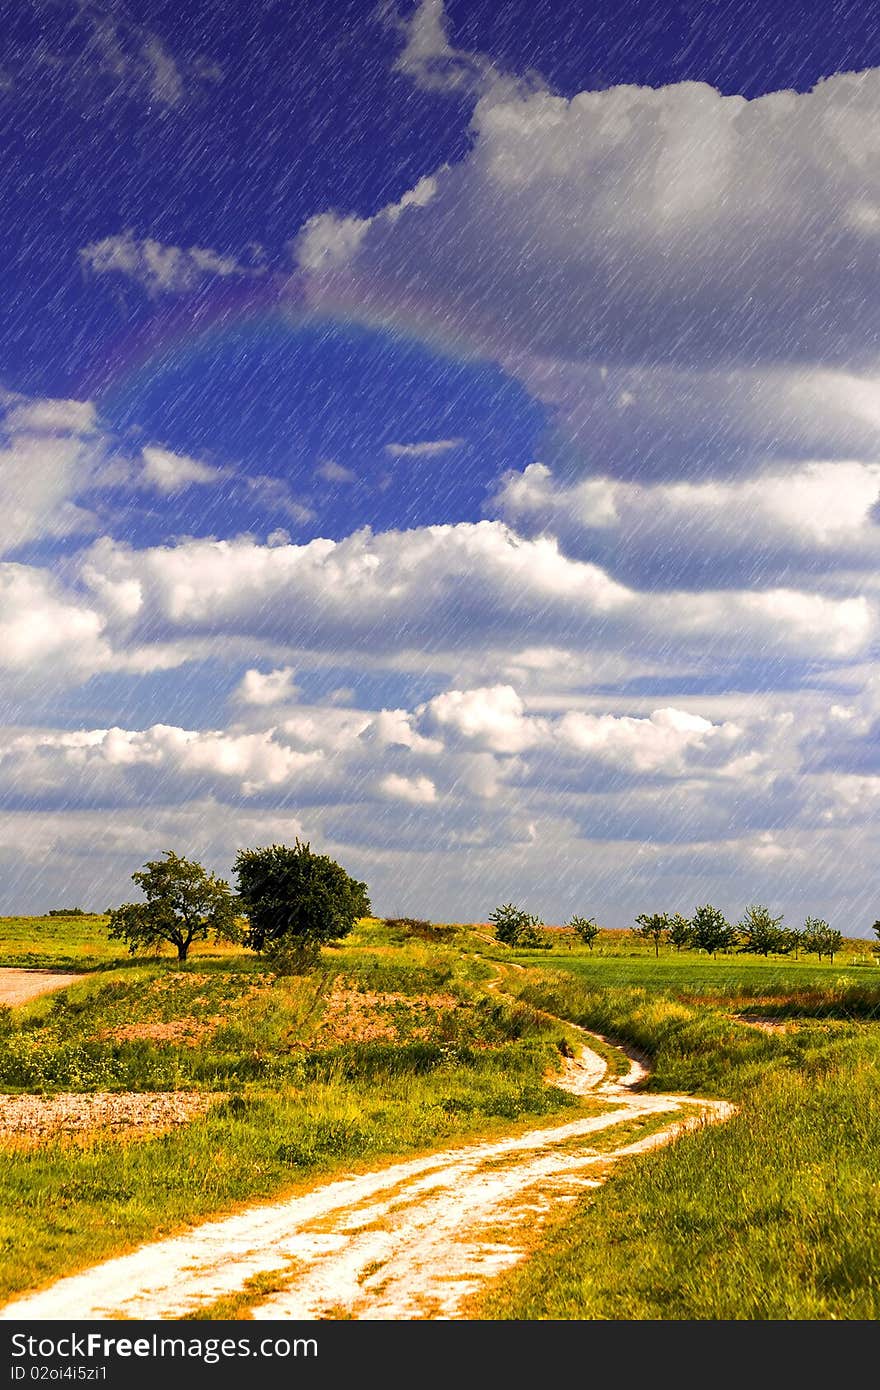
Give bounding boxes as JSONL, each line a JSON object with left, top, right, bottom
{"left": 489, "top": 900, "right": 851, "bottom": 962}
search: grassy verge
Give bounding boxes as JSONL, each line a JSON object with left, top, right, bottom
{"left": 475, "top": 967, "right": 880, "bottom": 1319}
{"left": 0, "top": 921, "right": 594, "bottom": 1303}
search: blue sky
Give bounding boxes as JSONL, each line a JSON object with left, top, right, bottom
{"left": 3, "top": 0, "right": 880, "bottom": 932}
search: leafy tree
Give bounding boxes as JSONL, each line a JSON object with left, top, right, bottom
{"left": 667, "top": 913, "right": 693, "bottom": 952}
{"left": 803, "top": 916, "right": 843, "bottom": 963}
{"left": 783, "top": 927, "right": 806, "bottom": 959}
{"left": 517, "top": 917, "right": 551, "bottom": 949}
{"left": 633, "top": 912, "right": 669, "bottom": 957}
{"left": 822, "top": 926, "right": 844, "bottom": 963}
{"left": 737, "top": 904, "right": 787, "bottom": 956}
{"left": 568, "top": 915, "right": 600, "bottom": 951}
{"left": 488, "top": 904, "right": 541, "bottom": 947}
{"left": 107, "top": 851, "right": 239, "bottom": 963}
{"left": 691, "top": 904, "right": 736, "bottom": 957}
{"left": 234, "top": 841, "right": 369, "bottom": 971}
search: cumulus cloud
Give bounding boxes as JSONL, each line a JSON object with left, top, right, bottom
{"left": 0, "top": 565, "right": 109, "bottom": 685}
{"left": 234, "top": 667, "right": 300, "bottom": 706}
{"left": 379, "top": 772, "right": 438, "bottom": 803}
{"left": 77, "top": 522, "right": 873, "bottom": 665}
{"left": 0, "top": 392, "right": 112, "bottom": 554}
{"left": 294, "top": 174, "right": 438, "bottom": 273}
{"left": 140, "top": 446, "right": 228, "bottom": 495}
{"left": 0, "top": 671, "right": 874, "bottom": 922}
{"left": 493, "top": 459, "right": 880, "bottom": 585}
{"left": 81, "top": 231, "right": 260, "bottom": 295}
{"left": 297, "top": 69, "right": 880, "bottom": 370}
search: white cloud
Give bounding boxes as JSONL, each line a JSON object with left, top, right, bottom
{"left": 381, "top": 0, "right": 498, "bottom": 95}
{"left": 379, "top": 772, "right": 438, "bottom": 804}
{"left": 141, "top": 34, "right": 184, "bottom": 107}
{"left": 78, "top": 521, "right": 873, "bottom": 665}
{"left": 493, "top": 459, "right": 880, "bottom": 582}
{"left": 419, "top": 685, "right": 543, "bottom": 755}
{"left": 140, "top": 446, "right": 227, "bottom": 495}
{"left": 0, "top": 565, "right": 109, "bottom": 683}
{"left": 298, "top": 69, "right": 880, "bottom": 369}
{"left": 385, "top": 438, "right": 463, "bottom": 457}
{"left": 80, "top": 231, "right": 260, "bottom": 295}
{"left": 234, "top": 667, "right": 300, "bottom": 706}
{"left": 3, "top": 397, "right": 98, "bottom": 435}
{"left": 315, "top": 459, "right": 357, "bottom": 483}
{"left": 0, "top": 393, "right": 115, "bottom": 555}
{"left": 294, "top": 174, "right": 438, "bottom": 273}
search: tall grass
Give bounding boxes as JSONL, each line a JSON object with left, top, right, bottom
{"left": 479, "top": 969, "right": 880, "bottom": 1319}
{"left": 0, "top": 932, "right": 584, "bottom": 1302}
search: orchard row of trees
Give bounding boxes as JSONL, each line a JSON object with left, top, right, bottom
{"left": 107, "top": 843, "right": 370, "bottom": 970}
{"left": 489, "top": 902, "right": 851, "bottom": 961}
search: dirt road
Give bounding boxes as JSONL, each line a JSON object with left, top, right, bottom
{"left": 0, "top": 1029, "right": 732, "bottom": 1321}
{"left": 0, "top": 969, "right": 81, "bottom": 1007}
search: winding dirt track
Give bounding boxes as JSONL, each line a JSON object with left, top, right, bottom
{"left": 0, "top": 1019, "right": 732, "bottom": 1321}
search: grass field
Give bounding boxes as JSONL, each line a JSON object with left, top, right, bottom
{"left": 3, "top": 914, "right": 880, "bottom": 1317}
{"left": 0, "top": 914, "right": 123, "bottom": 971}
{"left": 472, "top": 956, "right": 880, "bottom": 1318}
{"left": 514, "top": 947, "right": 880, "bottom": 995}
{"left": 0, "top": 917, "right": 593, "bottom": 1302}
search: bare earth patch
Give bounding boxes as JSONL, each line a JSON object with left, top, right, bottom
{"left": 316, "top": 987, "right": 462, "bottom": 1045}
{"left": 96, "top": 1019, "right": 223, "bottom": 1047}
{"left": 0, "top": 1090, "right": 220, "bottom": 1140}
{"left": 0, "top": 969, "right": 82, "bottom": 1008}
{"left": 733, "top": 1014, "right": 793, "bottom": 1033}
{"left": 0, "top": 1091, "right": 218, "bottom": 1137}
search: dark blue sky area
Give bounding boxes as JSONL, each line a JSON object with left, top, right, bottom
{"left": 3, "top": 0, "right": 876, "bottom": 392}
{"left": 3, "top": 0, "right": 880, "bottom": 547}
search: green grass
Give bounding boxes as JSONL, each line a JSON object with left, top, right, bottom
{"left": 476, "top": 965, "right": 880, "bottom": 1319}
{"left": 513, "top": 946, "right": 880, "bottom": 995}
{"left": 0, "top": 914, "right": 123, "bottom": 971}
{"left": 0, "top": 919, "right": 593, "bottom": 1302}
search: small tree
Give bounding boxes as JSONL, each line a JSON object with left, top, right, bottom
{"left": 569, "top": 915, "right": 600, "bottom": 951}
{"left": 803, "top": 916, "right": 840, "bottom": 962}
{"left": 691, "top": 903, "right": 736, "bottom": 957}
{"left": 517, "top": 916, "right": 551, "bottom": 949}
{"left": 633, "top": 912, "right": 669, "bottom": 958}
{"left": 234, "top": 841, "right": 369, "bottom": 972}
{"left": 823, "top": 926, "right": 843, "bottom": 963}
{"left": 667, "top": 913, "right": 693, "bottom": 952}
{"left": 488, "top": 903, "right": 534, "bottom": 947}
{"left": 784, "top": 927, "right": 806, "bottom": 959}
{"left": 107, "top": 851, "right": 239, "bottom": 963}
{"left": 737, "top": 904, "right": 787, "bottom": 957}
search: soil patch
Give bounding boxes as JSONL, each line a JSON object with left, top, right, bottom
{"left": 0, "top": 969, "right": 82, "bottom": 1008}
{"left": 0, "top": 1090, "right": 220, "bottom": 1140}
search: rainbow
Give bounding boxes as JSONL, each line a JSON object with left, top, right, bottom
{"left": 77, "top": 269, "right": 507, "bottom": 410}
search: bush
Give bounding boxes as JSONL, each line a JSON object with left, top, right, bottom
{"left": 235, "top": 841, "right": 369, "bottom": 969}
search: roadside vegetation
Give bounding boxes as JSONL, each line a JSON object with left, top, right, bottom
{"left": 0, "top": 915, "right": 586, "bottom": 1302}
{"left": 473, "top": 961, "right": 880, "bottom": 1319}
{"left": 3, "top": 863, "right": 880, "bottom": 1319}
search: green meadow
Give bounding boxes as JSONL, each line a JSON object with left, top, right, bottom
{"left": 2, "top": 914, "right": 880, "bottom": 1317}
{"left": 0, "top": 918, "right": 586, "bottom": 1302}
